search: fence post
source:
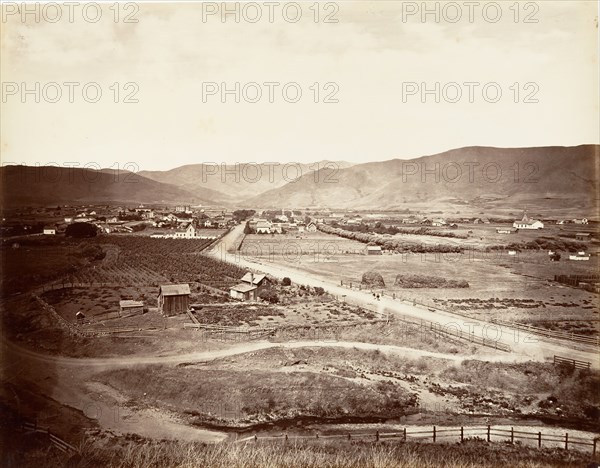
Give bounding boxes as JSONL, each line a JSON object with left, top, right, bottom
{"left": 593, "top": 439, "right": 596, "bottom": 456}
{"left": 433, "top": 426, "right": 436, "bottom": 443}
{"left": 460, "top": 427, "right": 464, "bottom": 443}
{"left": 348, "top": 433, "right": 351, "bottom": 441}
{"left": 254, "top": 435, "right": 257, "bottom": 443}
{"left": 510, "top": 427, "right": 514, "bottom": 444}
{"left": 538, "top": 432, "right": 541, "bottom": 448}
{"left": 316, "top": 434, "right": 319, "bottom": 440}
{"left": 403, "top": 428, "right": 407, "bottom": 442}
{"left": 565, "top": 433, "right": 568, "bottom": 450}
{"left": 375, "top": 430, "right": 379, "bottom": 442}
{"left": 487, "top": 425, "right": 490, "bottom": 442}
{"left": 285, "top": 434, "right": 288, "bottom": 443}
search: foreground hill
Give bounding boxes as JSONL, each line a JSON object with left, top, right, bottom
{"left": 0, "top": 165, "right": 202, "bottom": 207}
{"left": 246, "top": 145, "right": 599, "bottom": 210}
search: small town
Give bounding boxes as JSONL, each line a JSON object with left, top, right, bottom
{"left": 1, "top": 1, "right": 599, "bottom": 467}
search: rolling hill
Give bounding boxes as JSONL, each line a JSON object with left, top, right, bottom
{"left": 139, "top": 161, "right": 354, "bottom": 204}
{"left": 0, "top": 165, "right": 203, "bottom": 207}
{"left": 243, "top": 146, "right": 599, "bottom": 210}
{"left": 2, "top": 147, "right": 597, "bottom": 211}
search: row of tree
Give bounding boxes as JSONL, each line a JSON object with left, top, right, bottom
{"left": 318, "top": 224, "right": 463, "bottom": 253}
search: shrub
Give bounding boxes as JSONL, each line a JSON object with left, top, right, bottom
{"left": 361, "top": 271, "right": 385, "bottom": 288}
{"left": 282, "top": 277, "right": 291, "bottom": 286}
{"left": 259, "top": 288, "right": 279, "bottom": 304}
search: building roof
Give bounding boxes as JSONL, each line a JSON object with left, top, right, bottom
{"left": 367, "top": 245, "right": 382, "bottom": 250}
{"left": 241, "top": 273, "right": 267, "bottom": 285}
{"left": 159, "top": 284, "right": 191, "bottom": 296}
{"left": 119, "top": 300, "right": 144, "bottom": 308}
{"left": 230, "top": 283, "right": 258, "bottom": 293}
{"left": 576, "top": 233, "right": 590, "bottom": 237}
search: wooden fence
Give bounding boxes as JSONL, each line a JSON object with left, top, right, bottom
{"left": 20, "top": 420, "right": 79, "bottom": 454}
{"left": 240, "top": 425, "right": 599, "bottom": 454}
{"left": 491, "top": 319, "right": 598, "bottom": 348}
{"left": 554, "top": 355, "right": 592, "bottom": 370}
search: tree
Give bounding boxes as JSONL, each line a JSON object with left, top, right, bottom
{"left": 243, "top": 222, "right": 252, "bottom": 235}
{"left": 282, "top": 277, "right": 291, "bottom": 286}
{"left": 65, "top": 222, "right": 97, "bottom": 238}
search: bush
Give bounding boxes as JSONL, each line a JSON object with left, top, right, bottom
{"left": 282, "top": 277, "right": 291, "bottom": 286}
{"left": 361, "top": 271, "right": 385, "bottom": 288}
{"left": 259, "top": 288, "right": 279, "bottom": 304}
{"left": 394, "top": 274, "right": 469, "bottom": 288}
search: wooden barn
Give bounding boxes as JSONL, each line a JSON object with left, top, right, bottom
{"left": 119, "top": 300, "right": 144, "bottom": 317}
{"left": 366, "top": 245, "right": 383, "bottom": 255}
{"left": 158, "top": 284, "right": 191, "bottom": 316}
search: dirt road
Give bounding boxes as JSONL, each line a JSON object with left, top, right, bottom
{"left": 206, "top": 223, "right": 599, "bottom": 367}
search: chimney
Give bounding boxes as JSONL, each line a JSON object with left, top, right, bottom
{"left": 249, "top": 272, "right": 254, "bottom": 285}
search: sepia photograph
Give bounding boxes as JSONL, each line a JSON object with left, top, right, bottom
{"left": 0, "top": 1, "right": 599, "bottom": 466}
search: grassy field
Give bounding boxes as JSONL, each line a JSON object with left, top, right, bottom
{"left": 263, "top": 248, "right": 599, "bottom": 335}
{"left": 241, "top": 232, "right": 366, "bottom": 259}
{"left": 6, "top": 436, "right": 599, "bottom": 468}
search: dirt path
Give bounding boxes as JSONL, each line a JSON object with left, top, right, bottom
{"left": 206, "top": 224, "right": 599, "bottom": 368}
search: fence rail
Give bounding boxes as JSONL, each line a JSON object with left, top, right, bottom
{"left": 492, "top": 319, "right": 598, "bottom": 347}
{"left": 21, "top": 420, "right": 78, "bottom": 454}
{"left": 554, "top": 355, "right": 592, "bottom": 370}
{"left": 239, "top": 425, "right": 599, "bottom": 454}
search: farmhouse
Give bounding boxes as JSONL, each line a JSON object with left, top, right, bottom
{"left": 158, "top": 284, "right": 191, "bottom": 316}
{"left": 306, "top": 222, "right": 318, "bottom": 232}
{"left": 573, "top": 218, "right": 588, "bottom": 225}
{"left": 569, "top": 252, "right": 590, "bottom": 261}
{"left": 173, "top": 223, "right": 196, "bottom": 238}
{"left": 513, "top": 214, "right": 544, "bottom": 230}
{"left": 229, "top": 283, "right": 258, "bottom": 301}
{"left": 43, "top": 227, "right": 56, "bottom": 235}
{"left": 255, "top": 219, "right": 272, "bottom": 234}
{"left": 366, "top": 245, "right": 383, "bottom": 255}
{"left": 119, "top": 300, "right": 144, "bottom": 316}
{"left": 241, "top": 272, "right": 268, "bottom": 290}
{"left": 575, "top": 233, "right": 590, "bottom": 241}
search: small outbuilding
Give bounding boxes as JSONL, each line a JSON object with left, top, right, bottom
{"left": 575, "top": 233, "right": 590, "bottom": 241}
{"left": 240, "top": 272, "right": 268, "bottom": 290}
{"left": 366, "top": 245, "right": 383, "bottom": 255}
{"left": 158, "top": 284, "right": 191, "bottom": 316}
{"left": 119, "top": 300, "right": 144, "bottom": 317}
{"left": 229, "top": 283, "right": 258, "bottom": 302}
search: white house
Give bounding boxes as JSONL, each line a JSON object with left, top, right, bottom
{"left": 43, "top": 228, "right": 56, "bottom": 235}
{"left": 573, "top": 218, "right": 589, "bottom": 225}
{"left": 173, "top": 223, "right": 196, "bottom": 238}
{"left": 513, "top": 214, "right": 544, "bottom": 230}
{"left": 306, "top": 222, "right": 317, "bottom": 232}
{"left": 255, "top": 219, "right": 272, "bottom": 234}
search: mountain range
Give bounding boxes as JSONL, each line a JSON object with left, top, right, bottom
{"left": 2, "top": 146, "right": 598, "bottom": 211}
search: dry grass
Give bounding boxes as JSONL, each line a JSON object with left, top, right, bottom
{"left": 71, "top": 438, "right": 600, "bottom": 467}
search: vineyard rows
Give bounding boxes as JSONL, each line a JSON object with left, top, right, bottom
{"left": 67, "top": 236, "right": 248, "bottom": 289}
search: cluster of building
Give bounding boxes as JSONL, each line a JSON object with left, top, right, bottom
{"left": 4, "top": 204, "right": 238, "bottom": 239}
{"left": 248, "top": 218, "right": 318, "bottom": 234}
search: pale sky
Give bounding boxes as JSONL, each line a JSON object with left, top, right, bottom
{"left": 1, "top": 1, "right": 598, "bottom": 170}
